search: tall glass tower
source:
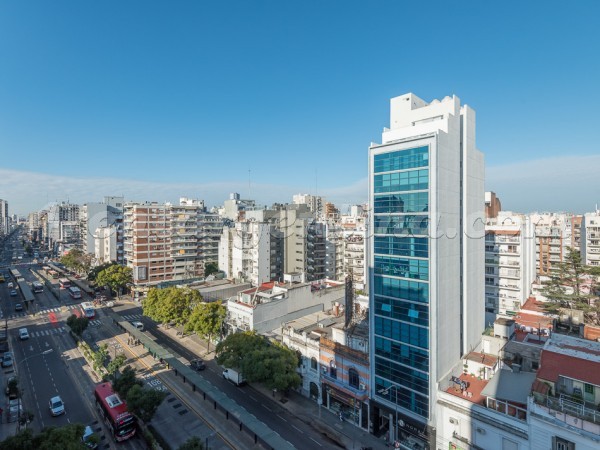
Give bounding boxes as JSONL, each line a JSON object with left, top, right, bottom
{"left": 368, "top": 93, "right": 484, "bottom": 448}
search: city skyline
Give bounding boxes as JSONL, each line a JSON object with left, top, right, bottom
{"left": 2, "top": 1, "right": 600, "bottom": 214}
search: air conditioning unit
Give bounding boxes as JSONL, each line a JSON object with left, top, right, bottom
{"left": 359, "top": 383, "right": 366, "bottom": 390}
{"left": 449, "top": 418, "right": 458, "bottom": 425}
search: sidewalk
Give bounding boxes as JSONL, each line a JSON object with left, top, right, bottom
{"left": 159, "top": 326, "right": 387, "bottom": 450}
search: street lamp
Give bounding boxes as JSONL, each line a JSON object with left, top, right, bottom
{"left": 378, "top": 385, "right": 399, "bottom": 445}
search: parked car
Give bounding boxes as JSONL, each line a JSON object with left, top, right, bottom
{"left": 14, "top": 303, "right": 23, "bottom": 312}
{"left": 9, "top": 290, "right": 17, "bottom": 297}
{"left": 190, "top": 359, "right": 206, "bottom": 371}
{"left": 7, "top": 282, "right": 13, "bottom": 288}
{"left": 49, "top": 396, "right": 65, "bottom": 416}
{"left": 130, "top": 321, "right": 144, "bottom": 331}
{"left": 5, "top": 376, "right": 18, "bottom": 399}
{"left": 2, "top": 352, "right": 13, "bottom": 368}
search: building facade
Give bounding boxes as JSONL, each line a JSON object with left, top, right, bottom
{"left": 368, "top": 93, "right": 485, "bottom": 448}
{"left": 581, "top": 210, "right": 600, "bottom": 267}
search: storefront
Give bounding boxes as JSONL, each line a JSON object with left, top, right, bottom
{"left": 371, "top": 402, "right": 435, "bottom": 450}
{"left": 323, "top": 381, "right": 369, "bottom": 429}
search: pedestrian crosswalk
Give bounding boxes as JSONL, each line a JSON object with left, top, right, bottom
{"left": 28, "top": 327, "right": 67, "bottom": 338}
{"left": 122, "top": 314, "right": 143, "bottom": 321}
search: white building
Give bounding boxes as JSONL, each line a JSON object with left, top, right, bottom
{"left": 81, "top": 196, "right": 124, "bottom": 262}
{"left": 94, "top": 225, "right": 118, "bottom": 264}
{"left": 226, "top": 278, "right": 344, "bottom": 334}
{"left": 368, "top": 93, "right": 485, "bottom": 447}
{"left": 485, "top": 211, "right": 536, "bottom": 324}
{"left": 581, "top": 209, "right": 600, "bottom": 267}
{"left": 293, "top": 193, "right": 325, "bottom": 218}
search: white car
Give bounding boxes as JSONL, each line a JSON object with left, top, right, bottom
{"left": 49, "top": 396, "right": 65, "bottom": 416}
{"left": 19, "top": 328, "right": 29, "bottom": 340}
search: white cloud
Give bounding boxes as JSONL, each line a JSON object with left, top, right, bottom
{"left": 0, "top": 168, "right": 368, "bottom": 214}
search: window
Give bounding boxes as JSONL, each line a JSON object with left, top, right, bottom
{"left": 330, "top": 360, "right": 337, "bottom": 379}
{"left": 310, "top": 357, "right": 317, "bottom": 371}
{"left": 531, "top": 361, "right": 539, "bottom": 370}
{"left": 584, "top": 383, "right": 594, "bottom": 395}
{"left": 348, "top": 368, "right": 360, "bottom": 389}
{"left": 485, "top": 267, "right": 495, "bottom": 274}
{"left": 553, "top": 436, "right": 575, "bottom": 450}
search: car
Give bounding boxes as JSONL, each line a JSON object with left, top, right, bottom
{"left": 9, "top": 290, "right": 17, "bottom": 297}
{"left": 7, "top": 282, "right": 13, "bottom": 288}
{"left": 5, "top": 376, "right": 18, "bottom": 399}
{"left": 19, "top": 328, "right": 29, "bottom": 340}
{"left": 49, "top": 396, "right": 65, "bottom": 416}
{"left": 2, "top": 352, "right": 13, "bottom": 368}
{"left": 190, "top": 358, "right": 206, "bottom": 371}
{"left": 82, "top": 425, "right": 98, "bottom": 448}
{"left": 131, "top": 321, "right": 144, "bottom": 331}
{"left": 14, "top": 303, "right": 23, "bottom": 312}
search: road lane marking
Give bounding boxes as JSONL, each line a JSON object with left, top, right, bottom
{"left": 309, "top": 437, "right": 322, "bottom": 446}
{"left": 277, "top": 415, "right": 287, "bottom": 422}
{"left": 248, "top": 395, "right": 257, "bottom": 402}
{"left": 292, "top": 425, "right": 302, "bottom": 433}
{"left": 262, "top": 404, "right": 272, "bottom": 412}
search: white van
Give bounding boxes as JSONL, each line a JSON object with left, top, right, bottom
{"left": 19, "top": 328, "right": 29, "bottom": 340}
{"left": 131, "top": 321, "right": 144, "bottom": 331}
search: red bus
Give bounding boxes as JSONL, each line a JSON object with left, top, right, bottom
{"left": 59, "top": 278, "right": 71, "bottom": 289}
{"left": 94, "top": 382, "right": 136, "bottom": 441}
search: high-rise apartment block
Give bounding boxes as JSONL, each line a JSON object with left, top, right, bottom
{"left": 485, "top": 211, "right": 536, "bottom": 323}
{"left": 124, "top": 198, "right": 220, "bottom": 289}
{"left": 0, "top": 199, "right": 8, "bottom": 236}
{"left": 368, "top": 93, "right": 484, "bottom": 447}
{"left": 581, "top": 209, "right": 600, "bottom": 267}
{"left": 531, "top": 213, "right": 573, "bottom": 276}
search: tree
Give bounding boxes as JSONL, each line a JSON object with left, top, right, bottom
{"left": 178, "top": 436, "right": 205, "bottom": 450}
{"left": 204, "top": 262, "right": 219, "bottom": 277}
{"left": 126, "top": 385, "right": 166, "bottom": 423}
{"left": 184, "top": 301, "right": 226, "bottom": 352}
{"left": 88, "top": 261, "right": 117, "bottom": 283}
{"left": 106, "top": 353, "right": 127, "bottom": 378}
{"left": 96, "top": 265, "right": 132, "bottom": 299}
{"left": 216, "top": 332, "right": 301, "bottom": 391}
{"left": 112, "top": 365, "right": 143, "bottom": 399}
{"left": 66, "top": 314, "right": 89, "bottom": 336}
{"left": 0, "top": 423, "right": 87, "bottom": 450}
{"left": 60, "top": 249, "right": 92, "bottom": 275}
{"left": 541, "top": 247, "right": 600, "bottom": 324}
{"left": 92, "top": 344, "right": 109, "bottom": 373}
{"left": 142, "top": 287, "right": 202, "bottom": 326}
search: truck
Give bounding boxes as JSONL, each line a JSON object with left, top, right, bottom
{"left": 222, "top": 368, "right": 245, "bottom": 386}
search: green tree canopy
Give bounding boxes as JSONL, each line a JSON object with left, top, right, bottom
{"left": 66, "top": 314, "right": 89, "bottom": 336}
{"left": 126, "top": 385, "right": 166, "bottom": 423}
{"left": 0, "top": 423, "right": 87, "bottom": 450}
{"left": 204, "top": 262, "right": 219, "bottom": 276}
{"left": 112, "top": 365, "right": 143, "bottom": 399}
{"left": 106, "top": 353, "right": 127, "bottom": 378}
{"left": 142, "top": 287, "right": 202, "bottom": 326}
{"left": 60, "top": 249, "right": 92, "bottom": 274}
{"left": 178, "top": 436, "right": 205, "bottom": 450}
{"left": 184, "top": 301, "right": 226, "bottom": 352}
{"left": 216, "top": 332, "right": 301, "bottom": 391}
{"left": 88, "top": 261, "right": 118, "bottom": 282}
{"left": 542, "top": 247, "right": 600, "bottom": 324}
{"left": 96, "top": 265, "right": 132, "bottom": 298}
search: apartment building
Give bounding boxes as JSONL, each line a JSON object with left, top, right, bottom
{"left": 485, "top": 211, "right": 536, "bottom": 323}
{"left": 485, "top": 191, "right": 502, "bottom": 219}
{"left": 94, "top": 225, "right": 118, "bottom": 264}
{"left": 293, "top": 193, "right": 325, "bottom": 218}
{"left": 324, "top": 221, "right": 345, "bottom": 281}
{"left": 219, "top": 219, "right": 283, "bottom": 286}
{"left": 81, "top": 196, "right": 124, "bottom": 262}
{"left": 368, "top": 93, "right": 485, "bottom": 448}
{"left": 0, "top": 199, "right": 8, "bottom": 237}
{"left": 531, "top": 213, "right": 572, "bottom": 276}
{"left": 45, "top": 202, "right": 80, "bottom": 252}
{"left": 124, "top": 198, "right": 219, "bottom": 288}
{"left": 581, "top": 210, "right": 600, "bottom": 267}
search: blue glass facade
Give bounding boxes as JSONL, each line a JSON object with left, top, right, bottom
{"left": 372, "top": 145, "right": 430, "bottom": 419}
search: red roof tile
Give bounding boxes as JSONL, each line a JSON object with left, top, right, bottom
{"left": 538, "top": 350, "right": 600, "bottom": 385}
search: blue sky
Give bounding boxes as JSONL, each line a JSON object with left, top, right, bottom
{"left": 1, "top": 1, "right": 599, "bottom": 215}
